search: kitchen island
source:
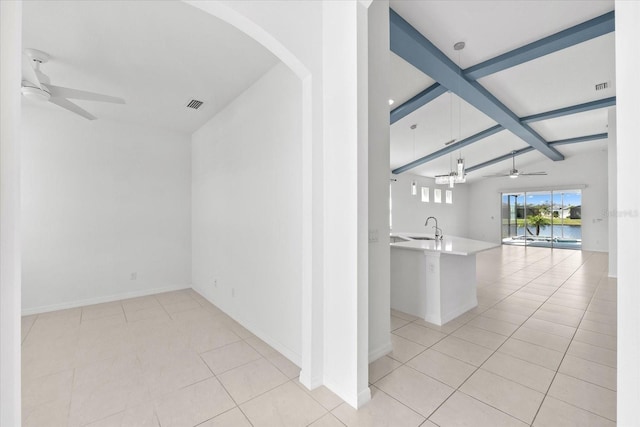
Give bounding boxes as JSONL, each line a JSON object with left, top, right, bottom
{"left": 390, "top": 233, "right": 499, "bottom": 325}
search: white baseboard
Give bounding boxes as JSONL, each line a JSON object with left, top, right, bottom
{"left": 369, "top": 341, "right": 392, "bottom": 363}
{"left": 298, "top": 370, "right": 323, "bottom": 390}
{"left": 358, "top": 386, "right": 372, "bottom": 408}
{"left": 190, "top": 287, "right": 302, "bottom": 367}
{"left": 22, "top": 284, "right": 190, "bottom": 316}
{"left": 424, "top": 300, "right": 478, "bottom": 326}
{"left": 323, "top": 377, "right": 365, "bottom": 409}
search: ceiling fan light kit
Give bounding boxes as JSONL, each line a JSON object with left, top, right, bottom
{"left": 21, "top": 48, "right": 126, "bottom": 120}
{"left": 21, "top": 84, "right": 51, "bottom": 102}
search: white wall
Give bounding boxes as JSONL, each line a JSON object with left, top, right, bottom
{"left": 21, "top": 105, "right": 191, "bottom": 313}
{"left": 191, "top": 63, "right": 303, "bottom": 365}
{"left": 607, "top": 108, "right": 617, "bottom": 277}
{"left": 392, "top": 172, "right": 471, "bottom": 237}
{"left": 187, "top": 1, "right": 373, "bottom": 406}
{"left": 615, "top": 1, "right": 640, "bottom": 423}
{"left": 367, "top": 0, "right": 391, "bottom": 363}
{"left": 0, "top": 1, "right": 22, "bottom": 424}
{"left": 467, "top": 149, "right": 609, "bottom": 251}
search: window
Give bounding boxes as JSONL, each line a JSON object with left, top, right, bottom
{"left": 421, "top": 187, "right": 429, "bottom": 202}
{"left": 501, "top": 189, "right": 582, "bottom": 249}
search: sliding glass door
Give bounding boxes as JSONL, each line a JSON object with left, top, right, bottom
{"left": 501, "top": 192, "right": 524, "bottom": 243}
{"left": 550, "top": 190, "right": 582, "bottom": 249}
{"left": 501, "top": 189, "right": 582, "bottom": 249}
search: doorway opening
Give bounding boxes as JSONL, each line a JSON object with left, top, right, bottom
{"left": 501, "top": 189, "right": 582, "bottom": 249}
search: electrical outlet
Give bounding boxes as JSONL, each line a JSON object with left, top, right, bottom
{"left": 130, "top": 272, "right": 137, "bottom": 280}
{"left": 214, "top": 279, "right": 217, "bottom": 288}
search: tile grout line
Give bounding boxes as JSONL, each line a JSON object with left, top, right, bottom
{"left": 387, "top": 249, "right": 607, "bottom": 425}
{"left": 531, "top": 268, "right": 616, "bottom": 425}
{"left": 376, "top": 252, "right": 560, "bottom": 424}
{"left": 422, "top": 251, "right": 567, "bottom": 424}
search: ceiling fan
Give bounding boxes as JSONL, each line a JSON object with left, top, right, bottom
{"left": 484, "top": 150, "right": 547, "bottom": 179}
{"left": 21, "top": 48, "right": 125, "bottom": 120}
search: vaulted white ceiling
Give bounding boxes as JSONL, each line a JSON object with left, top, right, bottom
{"left": 22, "top": 0, "right": 616, "bottom": 179}
{"left": 389, "top": 0, "right": 615, "bottom": 182}
{"left": 22, "top": 0, "right": 279, "bottom": 134}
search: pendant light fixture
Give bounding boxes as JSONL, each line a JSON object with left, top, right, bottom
{"left": 410, "top": 124, "right": 417, "bottom": 195}
{"left": 435, "top": 42, "right": 467, "bottom": 187}
{"left": 453, "top": 41, "right": 466, "bottom": 183}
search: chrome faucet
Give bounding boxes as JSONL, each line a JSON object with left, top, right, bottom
{"left": 425, "top": 216, "right": 443, "bottom": 240}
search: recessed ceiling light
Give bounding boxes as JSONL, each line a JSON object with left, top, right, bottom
{"left": 388, "top": 99, "right": 395, "bottom": 106}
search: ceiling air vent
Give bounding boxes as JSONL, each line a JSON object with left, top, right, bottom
{"left": 186, "top": 99, "right": 204, "bottom": 110}
{"left": 595, "top": 82, "right": 610, "bottom": 91}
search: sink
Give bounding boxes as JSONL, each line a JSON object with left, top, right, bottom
{"left": 408, "top": 236, "right": 435, "bottom": 240}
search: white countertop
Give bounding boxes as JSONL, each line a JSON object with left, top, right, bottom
{"left": 390, "top": 232, "right": 500, "bottom": 256}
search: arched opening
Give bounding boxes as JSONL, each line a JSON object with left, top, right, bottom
{"left": 13, "top": 3, "right": 318, "bottom": 425}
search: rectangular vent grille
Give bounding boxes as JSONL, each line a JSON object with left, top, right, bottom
{"left": 186, "top": 99, "right": 204, "bottom": 109}
{"left": 595, "top": 82, "right": 609, "bottom": 91}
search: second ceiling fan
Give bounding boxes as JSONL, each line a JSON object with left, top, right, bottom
{"left": 484, "top": 150, "right": 547, "bottom": 179}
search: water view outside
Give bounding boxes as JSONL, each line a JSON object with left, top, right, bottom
{"left": 503, "top": 225, "right": 582, "bottom": 240}
{"left": 501, "top": 189, "right": 582, "bottom": 249}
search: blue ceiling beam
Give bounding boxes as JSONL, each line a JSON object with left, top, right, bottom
{"left": 465, "top": 132, "right": 608, "bottom": 174}
{"left": 521, "top": 97, "right": 616, "bottom": 123}
{"left": 392, "top": 125, "right": 504, "bottom": 174}
{"left": 464, "top": 11, "right": 615, "bottom": 81}
{"left": 389, "top": 11, "right": 615, "bottom": 125}
{"left": 390, "top": 9, "right": 564, "bottom": 162}
{"left": 390, "top": 83, "right": 447, "bottom": 124}
{"left": 391, "top": 97, "right": 615, "bottom": 174}
{"left": 547, "top": 132, "right": 609, "bottom": 146}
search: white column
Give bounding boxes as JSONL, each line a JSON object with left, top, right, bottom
{"left": 367, "top": 0, "right": 392, "bottom": 363}
{"left": 607, "top": 107, "right": 616, "bottom": 277}
{"left": 615, "top": 1, "right": 640, "bottom": 424}
{"left": 0, "top": 0, "right": 22, "bottom": 424}
{"left": 322, "top": 0, "right": 371, "bottom": 408}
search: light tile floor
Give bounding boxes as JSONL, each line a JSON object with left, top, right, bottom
{"left": 21, "top": 246, "right": 616, "bottom": 426}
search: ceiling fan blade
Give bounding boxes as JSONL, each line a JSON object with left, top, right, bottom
{"left": 482, "top": 174, "right": 510, "bottom": 178}
{"left": 521, "top": 172, "right": 547, "bottom": 176}
{"left": 22, "top": 53, "right": 42, "bottom": 89}
{"left": 49, "top": 97, "right": 96, "bottom": 120}
{"left": 48, "top": 85, "right": 125, "bottom": 104}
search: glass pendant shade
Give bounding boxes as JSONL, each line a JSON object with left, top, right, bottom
{"left": 457, "top": 158, "right": 465, "bottom": 176}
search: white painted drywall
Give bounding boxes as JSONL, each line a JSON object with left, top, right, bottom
{"left": 21, "top": 105, "right": 191, "bottom": 313}
{"left": 391, "top": 172, "right": 471, "bottom": 238}
{"left": 607, "top": 108, "right": 617, "bottom": 277}
{"left": 185, "top": 0, "right": 376, "bottom": 407}
{"left": 367, "top": 0, "right": 392, "bottom": 363}
{"left": 321, "top": 0, "right": 372, "bottom": 407}
{"left": 0, "top": 1, "right": 23, "bottom": 424}
{"left": 467, "top": 149, "right": 609, "bottom": 251}
{"left": 185, "top": 0, "right": 340, "bottom": 401}
{"left": 191, "top": 62, "right": 303, "bottom": 367}
{"left": 615, "top": 1, "right": 640, "bottom": 423}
